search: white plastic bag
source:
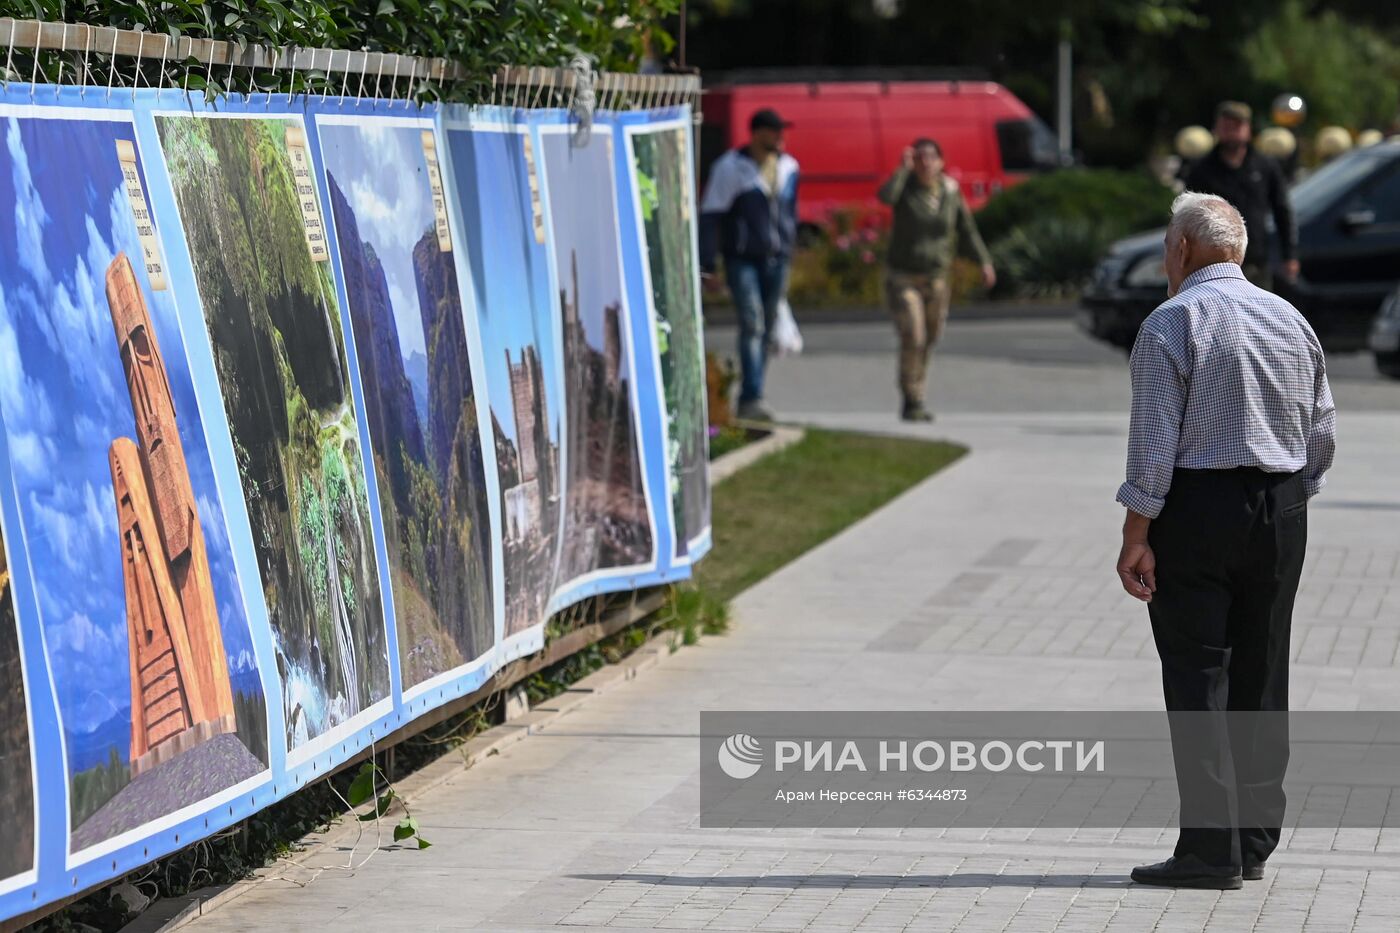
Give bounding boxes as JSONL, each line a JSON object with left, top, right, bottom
{"left": 770, "top": 298, "right": 804, "bottom": 357}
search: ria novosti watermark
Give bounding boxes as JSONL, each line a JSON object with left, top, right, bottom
{"left": 700, "top": 711, "right": 1400, "bottom": 830}
{"left": 721, "top": 733, "right": 1105, "bottom": 778}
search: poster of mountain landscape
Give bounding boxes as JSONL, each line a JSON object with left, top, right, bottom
{"left": 318, "top": 117, "right": 494, "bottom": 686}
{"left": 155, "top": 114, "right": 389, "bottom": 749}
{"left": 539, "top": 126, "right": 655, "bottom": 587}
{"left": 628, "top": 122, "right": 710, "bottom": 559}
{"left": 0, "top": 517, "right": 34, "bottom": 882}
{"left": 0, "top": 112, "right": 268, "bottom": 852}
{"left": 444, "top": 119, "right": 563, "bottom": 638}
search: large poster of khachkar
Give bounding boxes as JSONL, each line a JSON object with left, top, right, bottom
{"left": 0, "top": 113, "right": 268, "bottom": 852}
{"left": 155, "top": 114, "right": 389, "bottom": 747}
{"left": 0, "top": 517, "right": 35, "bottom": 881}
{"left": 318, "top": 118, "right": 495, "bottom": 685}
{"left": 445, "top": 123, "right": 563, "bottom": 638}
{"left": 630, "top": 123, "right": 710, "bottom": 558}
{"left": 539, "top": 127, "right": 656, "bottom": 584}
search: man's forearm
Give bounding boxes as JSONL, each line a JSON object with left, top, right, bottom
{"left": 1123, "top": 509, "right": 1152, "bottom": 542}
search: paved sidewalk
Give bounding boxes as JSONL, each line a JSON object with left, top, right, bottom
{"left": 184, "top": 321, "right": 1400, "bottom": 932}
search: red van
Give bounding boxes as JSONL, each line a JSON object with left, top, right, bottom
{"left": 701, "top": 77, "right": 1059, "bottom": 227}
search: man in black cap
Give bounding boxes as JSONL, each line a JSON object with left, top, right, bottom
{"left": 700, "top": 108, "right": 800, "bottom": 421}
{"left": 1183, "top": 101, "right": 1298, "bottom": 290}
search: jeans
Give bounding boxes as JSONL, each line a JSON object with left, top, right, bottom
{"left": 726, "top": 257, "right": 789, "bottom": 404}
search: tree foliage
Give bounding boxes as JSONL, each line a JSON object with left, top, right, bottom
{"left": 0, "top": 0, "right": 679, "bottom": 99}
{"left": 1244, "top": 0, "right": 1400, "bottom": 131}
{"left": 681, "top": 0, "right": 1400, "bottom": 165}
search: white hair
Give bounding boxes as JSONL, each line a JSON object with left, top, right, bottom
{"left": 1168, "top": 191, "right": 1248, "bottom": 262}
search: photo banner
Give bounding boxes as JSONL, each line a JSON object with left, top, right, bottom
{"left": 0, "top": 86, "right": 710, "bottom": 924}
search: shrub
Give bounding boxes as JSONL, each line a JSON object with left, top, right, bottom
{"left": 989, "top": 216, "right": 1117, "bottom": 298}
{"left": 976, "top": 169, "right": 1173, "bottom": 245}
{"left": 976, "top": 169, "right": 1171, "bottom": 298}
{"left": 787, "top": 207, "right": 887, "bottom": 308}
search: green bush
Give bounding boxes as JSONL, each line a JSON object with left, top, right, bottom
{"left": 787, "top": 208, "right": 887, "bottom": 308}
{"left": 978, "top": 169, "right": 1171, "bottom": 297}
{"left": 989, "top": 216, "right": 1117, "bottom": 298}
{"left": 976, "top": 169, "right": 1173, "bottom": 245}
{"left": 0, "top": 0, "right": 678, "bottom": 100}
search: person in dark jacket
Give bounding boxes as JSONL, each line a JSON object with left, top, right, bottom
{"left": 699, "top": 108, "right": 800, "bottom": 422}
{"left": 878, "top": 138, "right": 995, "bottom": 422}
{"left": 1183, "top": 101, "right": 1299, "bottom": 290}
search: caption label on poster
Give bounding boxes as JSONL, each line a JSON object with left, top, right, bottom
{"left": 284, "top": 125, "right": 330, "bottom": 262}
{"left": 115, "top": 140, "right": 168, "bottom": 290}
{"left": 421, "top": 130, "right": 453, "bottom": 252}
{"left": 522, "top": 131, "right": 547, "bottom": 245}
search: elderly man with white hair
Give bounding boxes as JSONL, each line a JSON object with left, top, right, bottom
{"left": 1114, "top": 192, "right": 1336, "bottom": 890}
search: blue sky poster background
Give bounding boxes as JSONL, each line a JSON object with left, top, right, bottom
{"left": 0, "top": 113, "right": 259, "bottom": 775}
{"left": 538, "top": 129, "right": 635, "bottom": 386}
{"left": 445, "top": 123, "right": 561, "bottom": 451}
{"left": 318, "top": 121, "right": 434, "bottom": 404}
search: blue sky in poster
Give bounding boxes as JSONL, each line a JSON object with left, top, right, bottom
{"left": 0, "top": 115, "right": 257, "bottom": 759}
{"left": 539, "top": 131, "right": 632, "bottom": 383}
{"left": 445, "top": 127, "right": 559, "bottom": 446}
{"left": 318, "top": 121, "right": 435, "bottom": 367}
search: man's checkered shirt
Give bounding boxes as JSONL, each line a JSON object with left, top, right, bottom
{"left": 1116, "top": 262, "right": 1336, "bottom": 519}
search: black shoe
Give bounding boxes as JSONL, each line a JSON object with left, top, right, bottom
{"left": 1243, "top": 863, "right": 1265, "bottom": 881}
{"left": 1130, "top": 855, "right": 1242, "bottom": 890}
{"left": 901, "top": 401, "right": 933, "bottom": 422}
{"left": 737, "top": 400, "right": 774, "bottom": 422}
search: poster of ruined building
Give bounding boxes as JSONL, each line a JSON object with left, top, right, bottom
{"left": 537, "top": 121, "right": 658, "bottom": 597}
{"left": 624, "top": 114, "right": 712, "bottom": 563}
{"left": 153, "top": 112, "right": 390, "bottom": 751}
{"left": 441, "top": 110, "right": 564, "bottom": 645}
{"left": 0, "top": 108, "right": 269, "bottom": 855}
{"left": 317, "top": 115, "right": 496, "bottom": 691}
{"left": 0, "top": 513, "right": 35, "bottom": 887}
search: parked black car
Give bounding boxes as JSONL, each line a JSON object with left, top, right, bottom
{"left": 1080, "top": 139, "right": 1400, "bottom": 361}
{"left": 1370, "top": 283, "right": 1400, "bottom": 378}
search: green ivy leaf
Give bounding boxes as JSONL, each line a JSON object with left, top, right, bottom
{"left": 393, "top": 817, "right": 418, "bottom": 841}
{"left": 346, "top": 762, "right": 376, "bottom": 807}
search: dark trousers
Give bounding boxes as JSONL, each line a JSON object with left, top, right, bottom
{"left": 1147, "top": 467, "right": 1307, "bottom": 869}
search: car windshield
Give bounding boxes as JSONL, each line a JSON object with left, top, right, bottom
{"left": 1290, "top": 148, "right": 1391, "bottom": 223}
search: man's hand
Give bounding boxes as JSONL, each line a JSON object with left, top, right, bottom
{"left": 1117, "top": 539, "right": 1156, "bottom": 601}
{"left": 901, "top": 146, "right": 914, "bottom": 171}
{"left": 1283, "top": 258, "right": 1300, "bottom": 283}
{"left": 981, "top": 263, "right": 997, "bottom": 290}
{"left": 701, "top": 271, "right": 723, "bottom": 295}
{"left": 1116, "top": 510, "right": 1156, "bottom": 602}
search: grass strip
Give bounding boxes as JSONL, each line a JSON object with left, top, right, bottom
{"left": 696, "top": 428, "right": 967, "bottom": 603}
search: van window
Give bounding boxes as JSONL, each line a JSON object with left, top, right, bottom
{"left": 996, "top": 118, "right": 1059, "bottom": 172}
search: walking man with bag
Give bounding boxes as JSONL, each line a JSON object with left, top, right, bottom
{"left": 1115, "top": 192, "right": 1336, "bottom": 889}
{"left": 700, "top": 108, "right": 800, "bottom": 422}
